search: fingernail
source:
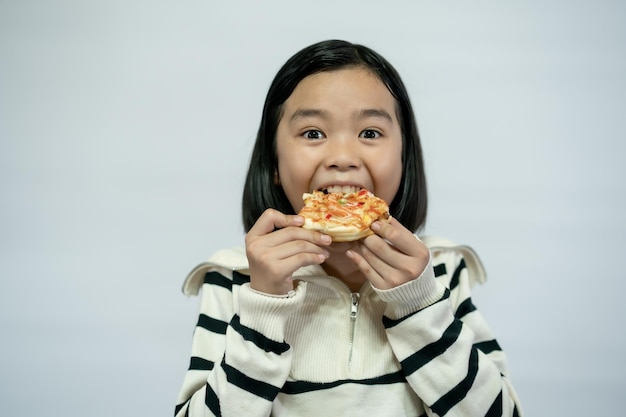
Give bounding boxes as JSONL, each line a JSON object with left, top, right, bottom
{"left": 321, "top": 234, "right": 332, "bottom": 244}
{"left": 371, "top": 221, "right": 381, "bottom": 232}
{"left": 293, "top": 215, "right": 304, "bottom": 224}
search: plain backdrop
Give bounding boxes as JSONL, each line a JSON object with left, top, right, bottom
{"left": 1, "top": 1, "right": 625, "bottom": 415}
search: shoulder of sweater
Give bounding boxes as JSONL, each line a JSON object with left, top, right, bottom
{"left": 420, "top": 235, "right": 487, "bottom": 288}
{"left": 181, "top": 247, "right": 249, "bottom": 296}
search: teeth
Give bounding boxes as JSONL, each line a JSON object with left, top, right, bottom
{"left": 322, "top": 185, "right": 362, "bottom": 194}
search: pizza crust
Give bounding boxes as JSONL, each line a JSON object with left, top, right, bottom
{"left": 302, "top": 218, "right": 376, "bottom": 242}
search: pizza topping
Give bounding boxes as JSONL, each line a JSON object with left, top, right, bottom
{"left": 298, "top": 188, "right": 390, "bottom": 242}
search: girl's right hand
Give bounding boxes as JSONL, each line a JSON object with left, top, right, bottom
{"left": 245, "top": 208, "right": 332, "bottom": 295}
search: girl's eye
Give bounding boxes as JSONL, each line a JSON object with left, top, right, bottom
{"left": 359, "top": 129, "right": 381, "bottom": 139}
{"left": 303, "top": 130, "right": 325, "bottom": 140}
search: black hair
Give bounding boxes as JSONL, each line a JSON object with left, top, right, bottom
{"left": 242, "top": 39, "right": 427, "bottom": 233}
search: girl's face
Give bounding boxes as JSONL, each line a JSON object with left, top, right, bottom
{"left": 275, "top": 67, "right": 403, "bottom": 213}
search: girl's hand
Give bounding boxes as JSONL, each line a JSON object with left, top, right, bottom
{"left": 245, "top": 209, "right": 332, "bottom": 295}
{"left": 347, "top": 217, "right": 430, "bottom": 290}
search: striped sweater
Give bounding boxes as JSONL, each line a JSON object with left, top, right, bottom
{"left": 174, "top": 236, "right": 523, "bottom": 416}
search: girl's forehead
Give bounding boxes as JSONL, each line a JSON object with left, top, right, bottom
{"left": 286, "top": 67, "right": 395, "bottom": 110}
{"left": 296, "top": 67, "right": 383, "bottom": 90}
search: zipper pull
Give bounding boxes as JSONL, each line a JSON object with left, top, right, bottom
{"left": 350, "top": 292, "right": 360, "bottom": 319}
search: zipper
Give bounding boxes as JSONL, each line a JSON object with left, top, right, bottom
{"left": 348, "top": 292, "right": 360, "bottom": 369}
{"left": 246, "top": 268, "right": 365, "bottom": 369}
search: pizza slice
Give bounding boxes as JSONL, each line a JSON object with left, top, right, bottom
{"left": 298, "top": 187, "right": 390, "bottom": 242}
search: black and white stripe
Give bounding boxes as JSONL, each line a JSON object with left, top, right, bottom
{"left": 175, "top": 246, "right": 522, "bottom": 416}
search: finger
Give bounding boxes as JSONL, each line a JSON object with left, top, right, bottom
{"left": 360, "top": 234, "right": 429, "bottom": 288}
{"left": 247, "top": 209, "right": 333, "bottom": 248}
{"left": 272, "top": 239, "right": 331, "bottom": 263}
{"left": 361, "top": 241, "right": 406, "bottom": 281}
{"left": 346, "top": 246, "right": 388, "bottom": 290}
{"left": 361, "top": 233, "right": 411, "bottom": 271}
{"left": 247, "top": 209, "right": 304, "bottom": 237}
{"left": 276, "top": 249, "right": 329, "bottom": 275}
{"left": 248, "top": 224, "right": 333, "bottom": 253}
{"left": 250, "top": 237, "right": 330, "bottom": 290}
{"left": 247, "top": 236, "right": 330, "bottom": 295}
{"left": 370, "top": 217, "right": 428, "bottom": 258}
{"left": 246, "top": 229, "right": 331, "bottom": 277}
{"left": 353, "top": 243, "right": 411, "bottom": 290}
{"left": 255, "top": 244, "right": 329, "bottom": 278}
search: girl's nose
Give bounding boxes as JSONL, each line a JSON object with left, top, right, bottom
{"left": 325, "top": 137, "right": 361, "bottom": 170}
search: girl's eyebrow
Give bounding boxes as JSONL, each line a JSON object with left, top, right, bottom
{"left": 359, "top": 108, "right": 393, "bottom": 123}
{"left": 289, "top": 108, "right": 330, "bottom": 123}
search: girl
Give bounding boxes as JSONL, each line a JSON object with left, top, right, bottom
{"left": 175, "top": 40, "right": 523, "bottom": 416}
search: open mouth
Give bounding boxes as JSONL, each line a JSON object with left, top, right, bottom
{"left": 318, "top": 185, "right": 363, "bottom": 194}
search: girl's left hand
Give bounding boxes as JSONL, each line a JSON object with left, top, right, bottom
{"left": 347, "top": 217, "right": 430, "bottom": 290}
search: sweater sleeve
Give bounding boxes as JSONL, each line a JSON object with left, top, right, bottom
{"left": 374, "top": 251, "right": 523, "bottom": 416}
{"left": 174, "top": 271, "right": 305, "bottom": 417}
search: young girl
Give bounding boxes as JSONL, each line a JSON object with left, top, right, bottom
{"left": 175, "top": 40, "right": 523, "bottom": 416}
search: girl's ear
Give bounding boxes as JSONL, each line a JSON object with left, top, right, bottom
{"left": 274, "top": 170, "right": 281, "bottom": 186}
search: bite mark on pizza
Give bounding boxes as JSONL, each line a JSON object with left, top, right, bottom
{"left": 297, "top": 187, "right": 390, "bottom": 242}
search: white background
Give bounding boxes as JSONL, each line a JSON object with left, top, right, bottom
{"left": 1, "top": 1, "right": 625, "bottom": 415}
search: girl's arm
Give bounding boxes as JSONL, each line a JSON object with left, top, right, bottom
{"left": 375, "top": 251, "right": 524, "bottom": 416}
{"left": 175, "top": 209, "right": 327, "bottom": 416}
{"left": 174, "top": 271, "right": 305, "bottom": 417}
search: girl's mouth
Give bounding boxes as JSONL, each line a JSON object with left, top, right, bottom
{"left": 319, "top": 185, "right": 363, "bottom": 194}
